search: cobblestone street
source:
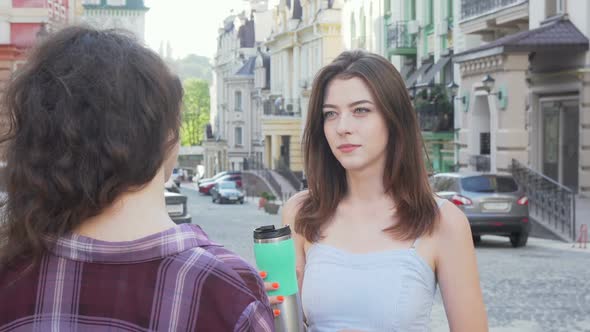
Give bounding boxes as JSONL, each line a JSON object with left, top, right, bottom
{"left": 182, "top": 186, "right": 590, "bottom": 332}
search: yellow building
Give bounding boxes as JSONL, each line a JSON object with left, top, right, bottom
{"left": 262, "top": 0, "right": 343, "bottom": 175}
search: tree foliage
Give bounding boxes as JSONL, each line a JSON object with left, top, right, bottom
{"left": 181, "top": 79, "right": 210, "bottom": 146}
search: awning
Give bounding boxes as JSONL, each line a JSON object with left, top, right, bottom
{"left": 454, "top": 16, "right": 589, "bottom": 63}
{"left": 416, "top": 56, "right": 451, "bottom": 87}
{"left": 405, "top": 62, "right": 432, "bottom": 88}
{"left": 400, "top": 65, "right": 413, "bottom": 82}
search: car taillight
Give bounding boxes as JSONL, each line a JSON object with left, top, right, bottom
{"left": 517, "top": 196, "right": 528, "bottom": 206}
{"left": 451, "top": 194, "right": 472, "bottom": 206}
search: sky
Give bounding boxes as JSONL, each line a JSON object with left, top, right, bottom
{"left": 144, "top": 0, "right": 278, "bottom": 60}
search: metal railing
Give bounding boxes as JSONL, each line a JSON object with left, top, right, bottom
{"left": 387, "top": 21, "right": 417, "bottom": 50}
{"left": 511, "top": 159, "right": 576, "bottom": 241}
{"left": 416, "top": 104, "right": 454, "bottom": 132}
{"left": 461, "top": 0, "right": 525, "bottom": 21}
{"left": 275, "top": 158, "right": 303, "bottom": 191}
{"left": 245, "top": 157, "right": 283, "bottom": 199}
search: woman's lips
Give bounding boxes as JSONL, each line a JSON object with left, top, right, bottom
{"left": 337, "top": 144, "right": 361, "bottom": 153}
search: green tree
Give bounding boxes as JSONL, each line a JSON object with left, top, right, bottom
{"left": 181, "top": 79, "right": 210, "bottom": 146}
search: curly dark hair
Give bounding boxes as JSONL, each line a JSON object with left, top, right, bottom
{"left": 0, "top": 26, "right": 183, "bottom": 266}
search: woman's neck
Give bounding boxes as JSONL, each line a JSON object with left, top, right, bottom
{"left": 74, "top": 168, "right": 177, "bottom": 242}
{"left": 345, "top": 163, "right": 388, "bottom": 203}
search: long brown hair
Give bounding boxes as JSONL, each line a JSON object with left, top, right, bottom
{"left": 295, "top": 50, "right": 438, "bottom": 242}
{"left": 0, "top": 26, "right": 183, "bottom": 266}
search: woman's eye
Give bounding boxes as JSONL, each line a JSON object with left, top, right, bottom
{"left": 354, "top": 108, "right": 370, "bottom": 114}
{"left": 323, "top": 111, "right": 337, "bottom": 119}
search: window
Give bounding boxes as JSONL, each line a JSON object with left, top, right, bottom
{"left": 106, "top": 0, "right": 125, "bottom": 5}
{"left": 480, "top": 132, "right": 490, "bottom": 155}
{"left": 235, "top": 91, "right": 242, "bottom": 111}
{"left": 425, "top": 0, "right": 434, "bottom": 26}
{"left": 461, "top": 176, "right": 519, "bottom": 193}
{"left": 235, "top": 127, "right": 243, "bottom": 146}
{"left": 350, "top": 13, "right": 356, "bottom": 47}
{"left": 433, "top": 176, "right": 458, "bottom": 192}
{"left": 405, "top": 0, "right": 416, "bottom": 20}
{"left": 359, "top": 8, "right": 366, "bottom": 49}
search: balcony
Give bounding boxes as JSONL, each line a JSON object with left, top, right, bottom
{"left": 416, "top": 103, "right": 454, "bottom": 132}
{"left": 263, "top": 97, "right": 301, "bottom": 117}
{"left": 387, "top": 21, "right": 417, "bottom": 55}
{"left": 460, "top": 0, "right": 528, "bottom": 36}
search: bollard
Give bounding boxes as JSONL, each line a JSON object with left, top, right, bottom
{"left": 572, "top": 224, "right": 588, "bottom": 249}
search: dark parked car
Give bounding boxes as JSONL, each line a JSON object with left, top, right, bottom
{"left": 210, "top": 181, "right": 245, "bottom": 204}
{"left": 430, "top": 172, "right": 530, "bottom": 247}
{"left": 199, "top": 174, "right": 242, "bottom": 195}
{"left": 165, "top": 191, "right": 191, "bottom": 224}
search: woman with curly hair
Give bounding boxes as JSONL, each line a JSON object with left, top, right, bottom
{"left": 0, "top": 26, "right": 273, "bottom": 331}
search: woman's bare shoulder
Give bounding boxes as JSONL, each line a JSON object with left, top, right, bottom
{"left": 281, "top": 190, "right": 309, "bottom": 223}
{"left": 433, "top": 199, "right": 473, "bottom": 247}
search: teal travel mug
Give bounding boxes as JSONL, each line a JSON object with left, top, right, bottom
{"left": 253, "top": 225, "right": 305, "bottom": 332}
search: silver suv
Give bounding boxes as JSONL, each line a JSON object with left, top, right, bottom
{"left": 430, "top": 172, "right": 530, "bottom": 247}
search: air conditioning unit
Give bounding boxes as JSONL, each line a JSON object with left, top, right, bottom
{"left": 407, "top": 20, "right": 420, "bottom": 35}
{"left": 437, "top": 20, "right": 449, "bottom": 36}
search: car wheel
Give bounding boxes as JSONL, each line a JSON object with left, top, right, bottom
{"left": 212, "top": 196, "right": 216, "bottom": 203}
{"left": 510, "top": 232, "right": 528, "bottom": 248}
{"left": 473, "top": 235, "right": 481, "bottom": 245}
{"left": 239, "top": 199, "right": 244, "bottom": 205}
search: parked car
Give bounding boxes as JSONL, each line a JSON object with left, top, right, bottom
{"left": 196, "top": 170, "right": 241, "bottom": 185}
{"left": 164, "top": 191, "right": 191, "bottom": 224}
{"left": 210, "top": 181, "right": 245, "bottom": 204}
{"left": 198, "top": 174, "right": 242, "bottom": 195}
{"left": 164, "top": 179, "right": 180, "bottom": 193}
{"left": 430, "top": 172, "right": 530, "bottom": 247}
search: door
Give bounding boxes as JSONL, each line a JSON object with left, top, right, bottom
{"left": 540, "top": 98, "right": 579, "bottom": 192}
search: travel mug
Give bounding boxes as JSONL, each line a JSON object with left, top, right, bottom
{"left": 253, "top": 225, "right": 305, "bottom": 332}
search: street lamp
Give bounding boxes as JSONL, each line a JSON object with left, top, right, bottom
{"left": 481, "top": 74, "right": 503, "bottom": 100}
{"left": 447, "top": 81, "right": 465, "bottom": 104}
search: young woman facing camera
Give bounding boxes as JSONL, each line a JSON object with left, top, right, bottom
{"left": 265, "top": 50, "right": 488, "bottom": 332}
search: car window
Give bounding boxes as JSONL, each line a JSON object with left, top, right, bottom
{"left": 461, "top": 175, "right": 518, "bottom": 193}
{"left": 220, "top": 182, "right": 237, "bottom": 189}
{"left": 433, "top": 176, "right": 456, "bottom": 192}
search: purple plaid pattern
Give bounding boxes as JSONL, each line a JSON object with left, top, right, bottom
{"left": 0, "top": 224, "right": 274, "bottom": 331}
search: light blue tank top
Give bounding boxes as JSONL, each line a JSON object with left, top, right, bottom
{"left": 301, "top": 199, "right": 445, "bottom": 332}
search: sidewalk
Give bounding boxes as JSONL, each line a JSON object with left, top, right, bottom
{"left": 481, "top": 235, "right": 590, "bottom": 254}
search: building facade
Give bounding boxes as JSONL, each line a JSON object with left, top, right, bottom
{"left": 262, "top": 0, "right": 343, "bottom": 175}
{"left": 1, "top": 0, "right": 73, "bottom": 111}
{"left": 453, "top": 0, "right": 589, "bottom": 241}
{"left": 81, "top": 0, "right": 149, "bottom": 41}
{"left": 206, "top": 1, "right": 271, "bottom": 177}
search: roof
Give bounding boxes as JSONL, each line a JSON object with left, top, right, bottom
{"left": 83, "top": 0, "right": 148, "bottom": 10}
{"left": 236, "top": 56, "right": 257, "bottom": 76}
{"left": 238, "top": 19, "right": 256, "bottom": 48}
{"left": 455, "top": 16, "right": 588, "bottom": 62}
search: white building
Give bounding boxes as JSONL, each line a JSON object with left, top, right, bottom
{"left": 261, "top": 0, "right": 343, "bottom": 175}
{"left": 454, "top": 0, "right": 589, "bottom": 241}
{"left": 205, "top": 1, "right": 272, "bottom": 176}
{"left": 81, "top": 0, "right": 149, "bottom": 41}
